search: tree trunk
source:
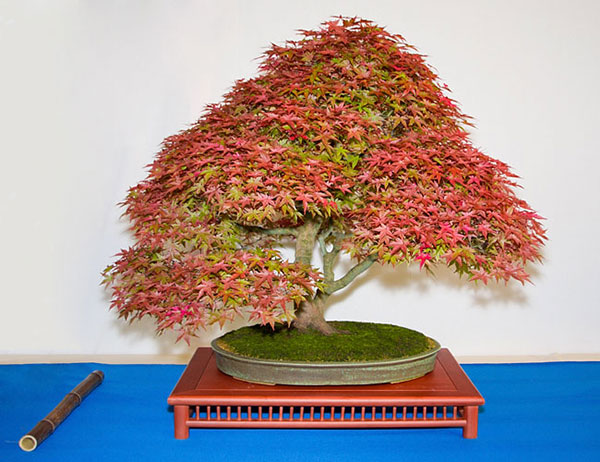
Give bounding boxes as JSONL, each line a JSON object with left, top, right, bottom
{"left": 293, "top": 292, "right": 339, "bottom": 335}
{"left": 293, "top": 217, "right": 320, "bottom": 266}
{"left": 291, "top": 217, "right": 338, "bottom": 335}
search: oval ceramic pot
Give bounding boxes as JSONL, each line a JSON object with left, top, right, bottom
{"left": 211, "top": 338, "right": 441, "bottom": 386}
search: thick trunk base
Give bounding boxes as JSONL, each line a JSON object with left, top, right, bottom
{"left": 294, "top": 316, "right": 339, "bottom": 335}
{"left": 293, "top": 295, "right": 339, "bottom": 335}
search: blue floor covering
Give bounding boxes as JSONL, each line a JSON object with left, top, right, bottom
{"left": 1, "top": 361, "right": 599, "bottom": 461}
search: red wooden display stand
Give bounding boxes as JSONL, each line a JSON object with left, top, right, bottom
{"left": 168, "top": 348, "right": 484, "bottom": 439}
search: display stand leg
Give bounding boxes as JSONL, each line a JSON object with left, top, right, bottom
{"left": 462, "top": 406, "right": 479, "bottom": 439}
{"left": 174, "top": 405, "right": 189, "bottom": 439}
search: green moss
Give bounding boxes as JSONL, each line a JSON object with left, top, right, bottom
{"left": 215, "top": 321, "right": 435, "bottom": 362}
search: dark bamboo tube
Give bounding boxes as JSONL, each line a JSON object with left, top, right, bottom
{"left": 19, "top": 370, "right": 104, "bottom": 452}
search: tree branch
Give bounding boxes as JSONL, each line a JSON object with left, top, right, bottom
{"left": 317, "top": 233, "right": 329, "bottom": 256}
{"left": 317, "top": 226, "right": 340, "bottom": 285}
{"left": 324, "top": 255, "right": 377, "bottom": 294}
{"left": 244, "top": 226, "right": 299, "bottom": 237}
{"left": 322, "top": 248, "right": 339, "bottom": 285}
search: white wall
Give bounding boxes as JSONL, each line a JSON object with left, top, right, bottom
{"left": 1, "top": 0, "right": 598, "bottom": 357}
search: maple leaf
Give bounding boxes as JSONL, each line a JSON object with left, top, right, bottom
{"left": 415, "top": 251, "right": 432, "bottom": 269}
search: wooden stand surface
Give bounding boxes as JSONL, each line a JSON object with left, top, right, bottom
{"left": 168, "top": 348, "right": 484, "bottom": 439}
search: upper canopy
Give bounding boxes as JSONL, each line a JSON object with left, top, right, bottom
{"left": 107, "top": 18, "right": 546, "bottom": 340}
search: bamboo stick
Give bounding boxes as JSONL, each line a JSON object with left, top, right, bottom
{"left": 19, "top": 370, "right": 104, "bottom": 452}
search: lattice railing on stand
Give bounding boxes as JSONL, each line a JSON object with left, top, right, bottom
{"left": 186, "top": 404, "right": 467, "bottom": 428}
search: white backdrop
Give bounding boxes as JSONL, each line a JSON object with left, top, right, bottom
{"left": 1, "top": 0, "right": 599, "bottom": 358}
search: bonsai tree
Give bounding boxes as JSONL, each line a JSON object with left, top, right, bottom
{"left": 103, "top": 17, "right": 546, "bottom": 343}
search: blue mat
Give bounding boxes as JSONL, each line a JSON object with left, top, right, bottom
{"left": 1, "top": 361, "right": 599, "bottom": 461}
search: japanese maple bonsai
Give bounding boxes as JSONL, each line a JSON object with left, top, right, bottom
{"left": 103, "top": 18, "right": 545, "bottom": 357}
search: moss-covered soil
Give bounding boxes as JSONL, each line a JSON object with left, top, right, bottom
{"left": 215, "top": 321, "right": 436, "bottom": 362}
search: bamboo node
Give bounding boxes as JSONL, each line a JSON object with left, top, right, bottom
{"left": 42, "top": 418, "right": 56, "bottom": 432}
{"left": 68, "top": 391, "right": 83, "bottom": 404}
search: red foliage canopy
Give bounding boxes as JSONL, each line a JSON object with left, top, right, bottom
{"left": 104, "top": 18, "right": 546, "bottom": 342}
